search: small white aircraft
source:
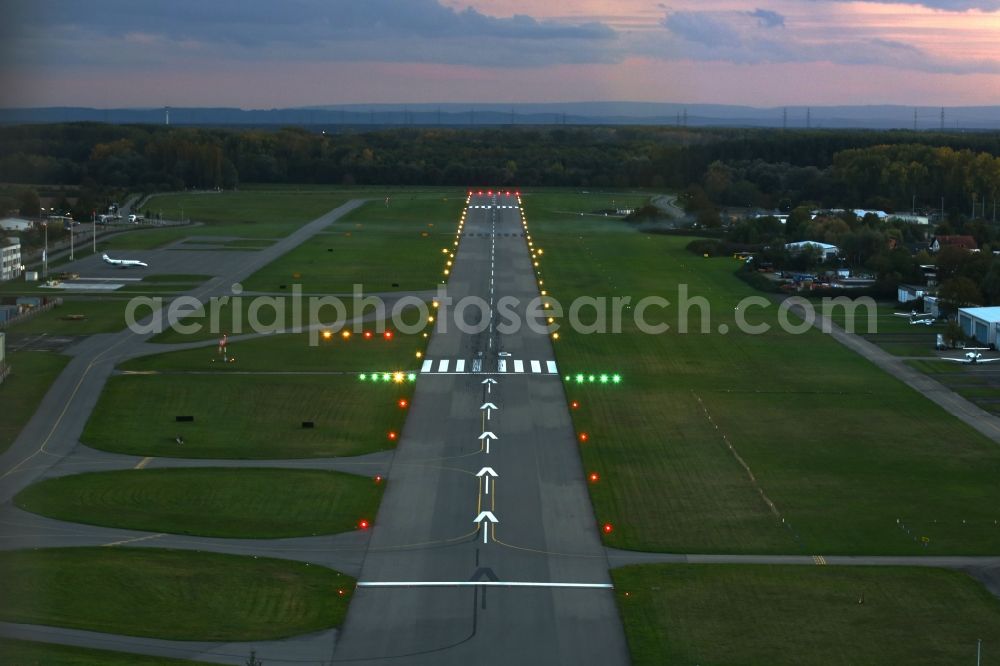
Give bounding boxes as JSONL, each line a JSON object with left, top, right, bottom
{"left": 894, "top": 310, "right": 934, "bottom": 325}
{"left": 102, "top": 253, "right": 148, "bottom": 268}
{"left": 942, "top": 349, "right": 1000, "bottom": 365}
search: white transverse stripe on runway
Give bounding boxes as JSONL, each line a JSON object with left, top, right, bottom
{"left": 438, "top": 359, "right": 450, "bottom": 372}
{"left": 514, "top": 359, "right": 524, "bottom": 373}
{"left": 421, "top": 360, "right": 432, "bottom": 373}
{"left": 547, "top": 361, "right": 558, "bottom": 374}
{"left": 455, "top": 359, "right": 466, "bottom": 372}
{"left": 530, "top": 360, "right": 541, "bottom": 373}
{"left": 357, "top": 581, "right": 613, "bottom": 589}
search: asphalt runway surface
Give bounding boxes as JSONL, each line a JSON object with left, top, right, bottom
{"left": 331, "top": 194, "right": 630, "bottom": 664}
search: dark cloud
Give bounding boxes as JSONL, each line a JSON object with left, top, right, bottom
{"left": 7, "top": 0, "right": 614, "bottom": 45}
{"left": 2, "top": 0, "right": 618, "bottom": 68}
{"left": 747, "top": 9, "right": 785, "bottom": 28}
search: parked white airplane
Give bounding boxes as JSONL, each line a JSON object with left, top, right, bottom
{"left": 942, "top": 349, "right": 1000, "bottom": 365}
{"left": 102, "top": 253, "right": 148, "bottom": 268}
{"left": 894, "top": 310, "right": 934, "bottom": 325}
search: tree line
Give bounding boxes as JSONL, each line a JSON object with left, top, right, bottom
{"left": 1, "top": 123, "right": 999, "bottom": 214}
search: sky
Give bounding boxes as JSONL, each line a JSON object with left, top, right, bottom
{"left": 1, "top": 0, "right": 998, "bottom": 108}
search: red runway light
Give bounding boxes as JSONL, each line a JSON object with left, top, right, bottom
{"left": 374, "top": 475, "right": 383, "bottom": 484}
{"left": 571, "top": 401, "right": 580, "bottom": 409}
{"left": 359, "top": 519, "right": 370, "bottom": 530}
{"left": 578, "top": 432, "right": 589, "bottom": 443}
{"left": 388, "top": 431, "right": 398, "bottom": 441}
{"left": 338, "top": 589, "right": 346, "bottom": 596}
{"left": 398, "top": 399, "right": 409, "bottom": 409}
{"left": 602, "top": 523, "right": 614, "bottom": 534}
{"left": 383, "top": 330, "right": 394, "bottom": 340}
{"left": 589, "top": 472, "right": 600, "bottom": 483}
{"left": 363, "top": 330, "right": 373, "bottom": 339}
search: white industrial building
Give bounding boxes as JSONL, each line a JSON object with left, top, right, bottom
{"left": 958, "top": 307, "right": 1000, "bottom": 347}
{"left": 785, "top": 241, "right": 839, "bottom": 261}
{"left": 0, "top": 217, "right": 32, "bottom": 232}
{"left": 897, "top": 284, "right": 927, "bottom": 303}
{"left": 1, "top": 241, "right": 22, "bottom": 281}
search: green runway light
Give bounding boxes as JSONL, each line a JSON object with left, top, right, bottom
{"left": 588, "top": 375, "right": 596, "bottom": 383}
{"left": 612, "top": 374, "right": 621, "bottom": 384}
{"left": 575, "top": 374, "right": 585, "bottom": 384}
{"left": 359, "top": 373, "right": 367, "bottom": 381}
{"left": 408, "top": 373, "right": 416, "bottom": 381}
{"left": 599, "top": 374, "right": 609, "bottom": 384}
{"left": 382, "top": 373, "right": 391, "bottom": 382}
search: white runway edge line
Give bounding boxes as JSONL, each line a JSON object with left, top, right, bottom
{"left": 357, "top": 581, "right": 613, "bottom": 589}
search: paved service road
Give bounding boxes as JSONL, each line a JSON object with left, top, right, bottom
{"left": 0, "top": 199, "right": 366, "bottom": 504}
{"left": 332, "top": 194, "right": 630, "bottom": 664}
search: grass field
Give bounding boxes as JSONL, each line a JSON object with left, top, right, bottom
{"left": 15, "top": 468, "right": 383, "bottom": 538}
{"left": 5, "top": 299, "right": 134, "bottom": 336}
{"left": 145, "top": 294, "right": 415, "bottom": 344}
{"left": 0, "top": 351, "right": 69, "bottom": 454}
{"left": 528, "top": 192, "right": 1000, "bottom": 555}
{"left": 127, "top": 325, "right": 425, "bottom": 373}
{"left": 0, "top": 548, "right": 353, "bottom": 641}
{"left": 136, "top": 190, "right": 353, "bottom": 243}
{"left": 82, "top": 374, "right": 411, "bottom": 459}
{"left": 613, "top": 564, "right": 1000, "bottom": 665}
{"left": 0, "top": 639, "right": 213, "bottom": 665}
{"left": 240, "top": 193, "right": 464, "bottom": 294}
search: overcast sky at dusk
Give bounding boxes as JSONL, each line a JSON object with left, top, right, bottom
{"left": 1, "top": 0, "right": 998, "bottom": 108}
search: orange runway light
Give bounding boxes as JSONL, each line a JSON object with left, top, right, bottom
{"left": 589, "top": 472, "right": 600, "bottom": 483}
{"left": 364, "top": 331, "right": 373, "bottom": 339}
{"left": 374, "top": 475, "right": 383, "bottom": 484}
{"left": 398, "top": 399, "right": 409, "bottom": 408}
{"left": 571, "top": 401, "right": 579, "bottom": 409}
{"left": 341, "top": 330, "right": 352, "bottom": 340}
{"left": 388, "top": 431, "right": 398, "bottom": 441}
{"left": 578, "top": 432, "right": 589, "bottom": 443}
{"left": 384, "top": 330, "right": 394, "bottom": 340}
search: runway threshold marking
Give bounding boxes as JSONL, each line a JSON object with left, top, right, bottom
{"left": 134, "top": 457, "right": 153, "bottom": 469}
{"left": 357, "top": 581, "right": 613, "bottom": 589}
{"left": 813, "top": 555, "right": 827, "bottom": 565}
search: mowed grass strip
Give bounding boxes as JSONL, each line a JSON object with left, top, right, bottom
{"left": 83, "top": 374, "right": 410, "bottom": 459}
{"left": 15, "top": 468, "right": 382, "bottom": 538}
{"left": 0, "top": 351, "right": 69, "bottom": 454}
{"left": 7, "top": 299, "right": 134, "bottom": 336}
{"left": 0, "top": 548, "right": 353, "bottom": 641}
{"left": 241, "top": 194, "right": 465, "bottom": 294}
{"left": 613, "top": 564, "right": 1000, "bottom": 666}
{"left": 529, "top": 193, "right": 1000, "bottom": 555}
{"left": 0, "top": 638, "right": 213, "bottom": 665}
{"left": 127, "top": 327, "right": 426, "bottom": 373}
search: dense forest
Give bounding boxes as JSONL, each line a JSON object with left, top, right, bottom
{"left": 1, "top": 124, "right": 999, "bottom": 218}
{"left": 2, "top": 122, "right": 999, "bottom": 307}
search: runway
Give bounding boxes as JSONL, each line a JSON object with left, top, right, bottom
{"left": 331, "top": 194, "right": 630, "bottom": 664}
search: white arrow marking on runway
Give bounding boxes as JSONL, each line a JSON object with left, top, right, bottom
{"left": 474, "top": 510, "right": 499, "bottom": 544}
{"left": 476, "top": 466, "right": 499, "bottom": 494}
{"left": 480, "top": 402, "right": 498, "bottom": 421}
{"left": 481, "top": 377, "right": 497, "bottom": 394}
{"left": 479, "top": 430, "right": 497, "bottom": 453}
